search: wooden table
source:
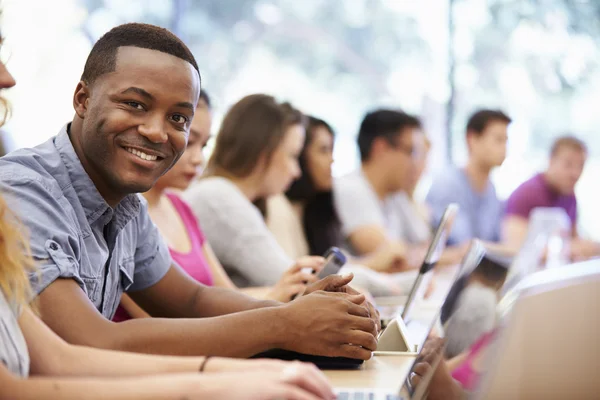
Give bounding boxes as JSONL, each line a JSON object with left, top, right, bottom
{"left": 324, "top": 355, "right": 415, "bottom": 390}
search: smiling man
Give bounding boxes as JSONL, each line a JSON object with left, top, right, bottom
{"left": 0, "top": 23, "right": 378, "bottom": 360}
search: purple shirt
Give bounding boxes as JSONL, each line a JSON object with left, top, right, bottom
{"left": 505, "top": 173, "right": 577, "bottom": 225}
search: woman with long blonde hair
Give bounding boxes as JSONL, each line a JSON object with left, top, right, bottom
{"left": 0, "top": 37, "right": 333, "bottom": 400}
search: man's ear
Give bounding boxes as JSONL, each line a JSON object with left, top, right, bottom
{"left": 73, "top": 81, "right": 91, "bottom": 119}
{"left": 465, "top": 130, "right": 477, "bottom": 152}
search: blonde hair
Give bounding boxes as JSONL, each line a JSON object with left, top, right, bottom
{"left": 0, "top": 196, "right": 35, "bottom": 307}
{"left": 0, "top": 40, "right": 36, "bottom": 308}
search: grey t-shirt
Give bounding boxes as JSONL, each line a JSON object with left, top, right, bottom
{"left": 444, "top": 283, "right": 497, "bottom": 358}
{"left": 184, "top": 177, "right": 293, "bottom": 287}
{"left": 333, "top": 169, "right": 431, "bottom": 253}
{"left": 0, "top": 290, "right": 29, "bottom": 377}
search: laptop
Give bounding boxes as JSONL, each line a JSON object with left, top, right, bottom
{"left": 400, "top": 203, "right": 459, "bottom": 323}
{"left": 335, "top": 240, "right": 487, "bottom": 399}
{"left": 475, "top": 260, "right": 600, "bottom": 399}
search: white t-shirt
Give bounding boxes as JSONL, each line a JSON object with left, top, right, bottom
{"left": 183, "top": 177, "right": 293, "bottom": 288}
{"left": 333, "top": 169, "right": 431, "bottom": 252}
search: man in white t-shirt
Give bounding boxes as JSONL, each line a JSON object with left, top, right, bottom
{"left": 333, "top": 109, "right": 431, "bottom": 268}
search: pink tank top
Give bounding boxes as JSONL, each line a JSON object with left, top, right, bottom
{"left": 451, "top": 330, "right": 496, "bottom": 390}
{"left": 112, "top": 193, "right": 214, "bottom": 322}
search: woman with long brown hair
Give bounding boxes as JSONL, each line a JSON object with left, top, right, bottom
{"left": 114, "top": 92, "right": 323, "bottom": 322}
{"left": 184, "top": 94, "right": 324, "bottom": 293}
{"left": 0, "top": 36, "right": 333, "bottom": 400}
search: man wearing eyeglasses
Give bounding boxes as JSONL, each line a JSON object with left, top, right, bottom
{"left": 333, "top": 109, "right": 430, "bottom": 272}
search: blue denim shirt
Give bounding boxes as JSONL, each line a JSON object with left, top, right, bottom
{"left": 426, "top": 167, "right": 504, "bottom": 245}
{"left": 0, "top": 124, "right": 171, "bottom": 319}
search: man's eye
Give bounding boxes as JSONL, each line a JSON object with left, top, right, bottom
{"left": 171, "top": 114, "right": 189, "bottom": 125}
{"left": 125, "top": 101, "right": 144, "bottom": 110}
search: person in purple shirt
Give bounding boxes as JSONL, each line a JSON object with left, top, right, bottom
{"left": 503, "top": 135, "right": 600, "bottom": 260}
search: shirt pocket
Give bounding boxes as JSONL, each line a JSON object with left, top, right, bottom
{"left": 119, "top": 256, "right": 135, "bottom": 292}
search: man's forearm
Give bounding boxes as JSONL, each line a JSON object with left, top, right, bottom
{"left": 109, "top": 306, "right": 284, "bottom": 357}
{"left": 191, "top": 285, "right": 280, "bottom": 317}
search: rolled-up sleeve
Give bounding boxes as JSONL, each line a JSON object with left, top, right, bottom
{"left": 0, "top": 176, "right": 83, "bottom": 296}
{"left": 128, "top": 196, "right": 171, "bottom": 292}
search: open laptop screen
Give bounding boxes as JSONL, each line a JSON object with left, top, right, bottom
{"left": 401, "top": 204, "right": 459, "bottom": 321}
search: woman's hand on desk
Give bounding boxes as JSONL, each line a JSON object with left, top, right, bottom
{"left": 267, "top": 256, "right": 325, "bottom": 302}
{"left": 199, "top": 362, "right": 335, "bottom": 400}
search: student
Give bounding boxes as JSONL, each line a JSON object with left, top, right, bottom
{"left": 411, "top": 337, "right": 467, "bottom": 400}
{"left": 115, "top": 91, "right": 322, "bottom": 322}
{"left": 427, "top": 109, "right": 510, "bottom": 246}
{"left": 333, "top": 110, "right": 430, "bottom": 264}
{"left": 0, "top": 23, "right": 378, "bottom": 360}
{"left": 440, "top": 254, "right": 508, "bottom": 358}
{"left": 332, "top": 109, "right": 468, "bottom": 269}
{"left": 503, "top": 135, "right": 600, "bottom": 260}
{"left": 183, "top": 95, "right": 312, "bottom": 287}
{"left": 266, "top": 116, "right": 404, "bottom": 272}
{"left": 267, "top": 116, "right": 336, "bottom": 259}
{"left": 0, "top": 42, "right": 334, "bottom": 400}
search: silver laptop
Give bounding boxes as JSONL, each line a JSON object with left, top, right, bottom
{"left": 475, "top": 260, "right": 600, "bottom": 399}
{"left": 400, "top": 204, "right": 459, "bottom": 322}
{"left": 335, "top": 240, "right": 486, "bottom": 400}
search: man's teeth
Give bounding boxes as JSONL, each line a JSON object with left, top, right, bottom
{"left": 126, "top": 148, "right": 158, "bottom": 161}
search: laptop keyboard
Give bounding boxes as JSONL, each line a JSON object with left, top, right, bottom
{"left": 336, "top": 391, "right": 404, "bottom": 400}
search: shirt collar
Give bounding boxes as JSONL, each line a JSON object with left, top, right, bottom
{"left": 54, "top": 123, "right": 140, "bottom": 227}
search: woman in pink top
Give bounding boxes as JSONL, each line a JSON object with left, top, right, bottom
{"left": 115, "top": 91, "right": 323, "bottom": 321}
{"left": 449, "top": 330, "right": 495, "bottom": 390}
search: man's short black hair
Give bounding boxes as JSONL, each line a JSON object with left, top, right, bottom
{"left": 357, "top": 109, "right": 422, "bottom": 161}
{"left": 466, "top": 109, "right": 511, "bottom": 137}
{"left": 199, "top": 89, "right": 211, "bottom": 108}
{"left": 81, "top": 22, "right": 200, "bottom": 86}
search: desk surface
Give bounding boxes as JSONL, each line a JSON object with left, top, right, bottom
{"left": 324, "top": 355, "right": 415, "bottom": 389}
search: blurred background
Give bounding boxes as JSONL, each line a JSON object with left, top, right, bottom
{"left": 2, "top": 0, "right": 599, "bottom": 238}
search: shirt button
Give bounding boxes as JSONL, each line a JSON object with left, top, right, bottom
{"left": 49, "top": 242, "right": 59, "bottom": 251}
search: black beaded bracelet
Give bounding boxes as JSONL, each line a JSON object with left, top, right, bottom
{"left": 199, "top": 356, "right": 212, "bottom": 372}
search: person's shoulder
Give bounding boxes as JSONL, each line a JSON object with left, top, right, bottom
{"left": 457, "top": 284, "right": 497, "bottom": 317}
{"left": 432, "top": 166, "right": 464, "bottom": 187}
{"left": 189, "top": 176, "right": 238, "bottom": 196}
{"left": 508, "top": 173, "right": 544, "bottom": 200}
{"left": 184, "top": 176, "right": 249, "bottom": 211}
{"left": 334, "top": 169, "right": 369, "bottom": 193}
{"left": 0, "top": 147, "right": 64, "bottom": 200}
{"left": 427, "top": 167, "right": 465, "bottom": 200}
{"left": 520, "top": 173, "right": 544, "bottom": 190}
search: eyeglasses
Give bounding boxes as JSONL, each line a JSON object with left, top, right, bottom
{"left": 394, "top": 143, "right": 423, "bottom": 160}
